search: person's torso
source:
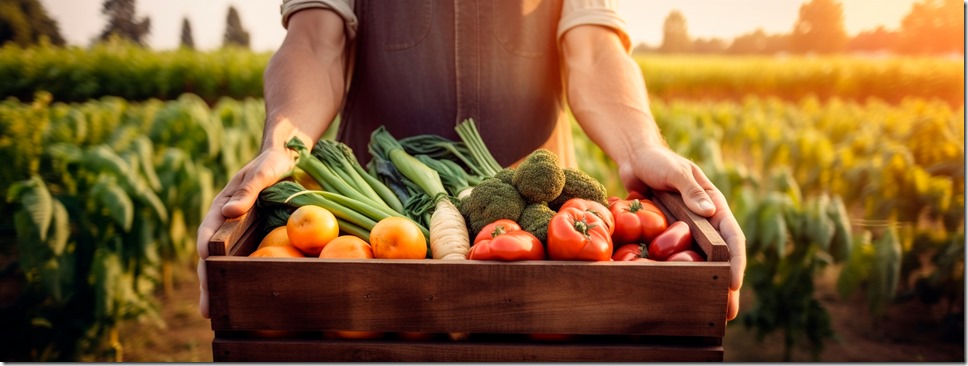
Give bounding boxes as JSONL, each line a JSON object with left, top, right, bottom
{"left": 338, "top": 0, "right": 567, "bottom": 168}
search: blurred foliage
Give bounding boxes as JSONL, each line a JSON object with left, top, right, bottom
{"left": 0, "top": 0, "right": 65, "bottom": 47}
{"left": 97, "top": 0, "right": 150, "bottom": 47}
{"left": 637, "top": 55, "right": 964, "bottom": 107}
{"left": 0, "top": 39, "right": 270, "bottom": 104}
{"left": 1, "top": 93, "right": 265, "bottom": 361}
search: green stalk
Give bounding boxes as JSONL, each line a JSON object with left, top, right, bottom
{"left": 371, "top": 127, "right": 449, "bottom": 200}
{"left": 261, "top": 181, "right": 378, "bottom": 231}
{"left": 336, "top": 218, "right": 371, "bottom": 240}
{"left": 314, "top": 140, "right": 385, "bottom": 206}
{"left": 400, "top": 134, "right": 484, "bottom": 177}
{"left": 288, "top": 138, "right": 395, "bottom": 214}
{"left": 456, "top": 119, "right": 503, "bottom": 177}
{"left": 337, "top": 142, "right": 406, "bottom": 213}
{"left": 317, "top": 190, "right": 429, "bottom": 240}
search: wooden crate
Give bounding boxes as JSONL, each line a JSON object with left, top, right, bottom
{"left": 206, "top": 191, "right": 731, "bottom": 362}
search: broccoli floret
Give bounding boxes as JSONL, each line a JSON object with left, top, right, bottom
{"left": 518, "top": 203, "right": 556, "bottom": 243}
{"left": 548, "top": 168, "right": 609, "bottom": 210}
{"left": 494, "top": 167, "right": 515, "bottom": 185}
{"left": 512, "top": 149, "right": 565, "bottom": 203}
{"left": 459, "top": 178, "right": 527, "bottom": 236}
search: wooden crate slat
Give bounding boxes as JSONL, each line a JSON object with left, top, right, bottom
{"left": 654, "top": 190, "right": 731, "bottom": 262}
{"left": 208, "top": 210, "right": 260, "bottom": 257}
{"left": 208, "top": 258, "right": 729, "bottom": 337}
{"left": 212, "top": 338, "right": 724, "bottom": 362}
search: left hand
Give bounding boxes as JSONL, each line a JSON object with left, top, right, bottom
{"left": 618, "top": 146, "right": 746, "bottom": 321}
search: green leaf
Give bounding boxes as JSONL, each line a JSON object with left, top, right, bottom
{"left": 31, "top": 318, "right": 53, "bottom": 328}
{"left": 92, "top": 249, "right": 122, "bottom": 321}
{"left": 869, "top": 227, "right": 902, "bottom": 316}
{"left": 131, "top": 136, "right": 162, "bottom": 192}
{"left": 46, "top": 198, "right": 70, "bottom": 256}
{"left": 835, "top": 231, "right": 872, "bottom": 300}
{"left": 805, "top": 194, "right": 834, "bottom": 252}
{"left": 7, "top": 176, "right": 52, "bottom": 242}
{"left": 83, "top": 144, "right": 132, "bottom": 179}
{"left": 826, "top": 195, "right": 853, "bottom": 263}
{"left": 91, "top": 175, "right": 134, "bottom": 232}
{"left": 39, "top": 257, "right": 64, "bottom": 302}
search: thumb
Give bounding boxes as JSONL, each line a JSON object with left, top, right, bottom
{"left": 672, "top": 165, "right": 716, "bottom": 217}
{"left": 222, "top": 177, "right": 264, "bottom": 218}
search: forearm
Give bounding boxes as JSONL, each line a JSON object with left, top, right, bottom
{"left": 262, "top": 9, "right": 347, "bottom": 153}
{"left": 563, "top": 26, "right": 666, "bottom": 167}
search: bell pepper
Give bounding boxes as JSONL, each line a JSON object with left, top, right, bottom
{"left": 547, "top": 207, "right": 613, "bottom": 261}
{"left": 468, "top": 219, "right": 545, "bottom": 261}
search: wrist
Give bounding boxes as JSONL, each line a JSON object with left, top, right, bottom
{"left": 261, "top": 116, "right": 315, "bottom": 153}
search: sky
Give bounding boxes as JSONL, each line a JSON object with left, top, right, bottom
{"left": 39, "top": 0, "right": 923, "bottom": 52}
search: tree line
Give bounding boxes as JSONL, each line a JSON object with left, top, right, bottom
{"left": 644, "top": 0, "right": 963, "bottom": 56}
{"left": 0, "top": 0, "right": 251, "bottom": 49}
{"left": 1, "top": 0, "right": 963, "bottom": 55}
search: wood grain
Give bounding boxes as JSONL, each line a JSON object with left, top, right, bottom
{"left": 205, "top": 190, "right": 733, "bottom": 361}
{"left": 208, "top": 210, "right": 259, "bottom": 257}
{"left": 207, "top": 258, "right": 729, "bottom": 337}
{"left": 654, "top": 190, "right": 731, "bottom": 262}
{"left": 212, "top": 338, "right": 724, "bottom": 362}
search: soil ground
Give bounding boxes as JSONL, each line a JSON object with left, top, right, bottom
{"left": 120, "top": 265, "right": 965, "bottom": 362}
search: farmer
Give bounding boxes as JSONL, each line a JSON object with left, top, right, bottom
{"left": 196, "top": 0, "right": 746, "bottom": 321}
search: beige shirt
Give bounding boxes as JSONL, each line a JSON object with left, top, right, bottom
{"left": 278, "top": 0, "right": 631, "bottom": 168}
{"left": 281, "top": 0, "right": 631, "bottom": 50}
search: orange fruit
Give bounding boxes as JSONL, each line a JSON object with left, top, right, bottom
{"left": 369, "top": 217, "right": 427, "bottom": 259}
{"left": 332, "top": 330, "right": 385, "bottom": 340}
{"left": 250, "top": 330, "right": 300, "bottom": 338}
{"left": 257, "top": 226, "right": 290, "bottom": 249}
{"left": 287, "top": 205, "right": 339, "bottom": 256}
{"left": 249, "top": 245, "right": 304, "bottom": 258}
{"left": 291, "top": 167, "right": 323, "bottom": 191}
{"left": 319, "top": 235, "right": 374, "bottom": 259}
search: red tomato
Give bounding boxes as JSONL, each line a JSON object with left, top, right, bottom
{"left": 546, "top": 207, "right": 613, "bottom": 261}
{"left": 609, "top": 199, "right": 668, "bottom": 245}
{"left": 666, "top": 249, "right": 704, "bottom": 262}
{"left": 612, "top": 243, "right": 646, "bottom": 261}
{"left": 559, "top": 198, "right": 615, "bottom": 234}
{"left": 469, "top": 219, "right": 545, "bottom": 261}
{"left": 648, "top": 221, "right": 693, "bottom": 261}
{"left": 625, "top": 191, "right": 648, "bottom": 200}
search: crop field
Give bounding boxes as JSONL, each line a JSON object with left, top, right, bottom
{"left": 0, "top": 44, "right": 963, "bottom": 361}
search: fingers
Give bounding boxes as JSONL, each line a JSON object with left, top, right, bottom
{"left": 726, "top": 289, "right": 740, "bottom": 321}
{"left": 197, "top": 260, "right": 210, "bottom": 319}
{"left": 669, "top": 163, "right": 716, "bottom": 217}
{"left": 222, "top": 160, "right": 288, "bottom": 217}
{"left": 705, "top": 187, "right": 747, "bottom": 292}
{"left": 197, "top": 178, "right": 239, "bottom": 259}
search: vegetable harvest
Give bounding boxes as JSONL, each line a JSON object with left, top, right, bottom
{"left": 369, "top": 126, "right": 470, "bottom": 260}
{"left": 250, "top": 119, "right": 705, "bottom": 267}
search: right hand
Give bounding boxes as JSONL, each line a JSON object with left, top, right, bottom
{"left": 196, "top": 148, "right": 296, "bottom": 319}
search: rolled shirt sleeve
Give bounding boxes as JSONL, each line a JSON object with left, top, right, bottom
{"left": 558, "top": 0, "right": 631, "bottom": 52}
{"left": 281, "top": 0, "right": 358, "bottom": 40}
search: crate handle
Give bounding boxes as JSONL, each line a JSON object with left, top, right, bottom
{"left": 208, "top": 209, "right": 260, "bottom": 257}
{"left": 653, "top": 190, "right": 731, "bottom": 262}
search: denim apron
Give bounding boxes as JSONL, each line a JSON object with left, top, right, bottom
{"left": 337, "top": 0, "right": 570, "bottom": 168}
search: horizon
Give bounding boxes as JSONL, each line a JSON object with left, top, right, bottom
{"left": 40, "top": 0, "right": 925, "bottom": 52}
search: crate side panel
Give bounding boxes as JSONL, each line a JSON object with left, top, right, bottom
{"left": 208, "top": 259, "right": 729, "bottom": 337}
{"left": 212, "top": 338, "right": 724, "bottom": 362}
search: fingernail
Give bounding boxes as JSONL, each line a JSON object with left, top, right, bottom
{"left": 699, "top": 200, "right": 715, "bottom": 212}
